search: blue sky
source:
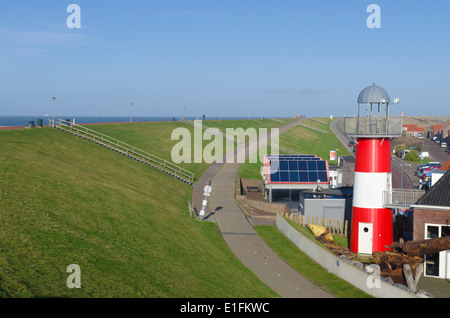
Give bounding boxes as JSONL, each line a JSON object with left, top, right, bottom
{"left": 1, "top": 1, "right": 449, "bottom": 117}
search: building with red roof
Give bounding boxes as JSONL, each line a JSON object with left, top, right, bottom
{"left": 402, "top": 124, "right": 425, "bottom": 138}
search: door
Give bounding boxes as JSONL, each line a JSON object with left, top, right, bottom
{"left": 358, "top": 222, "right": 373, "bottom": 254}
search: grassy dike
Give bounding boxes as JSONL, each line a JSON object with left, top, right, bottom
{"left": 0, "top": 125, "right": 280, "bottom": 297}
{"left": 86, "top": 118, "right": 294, "bottom": 179}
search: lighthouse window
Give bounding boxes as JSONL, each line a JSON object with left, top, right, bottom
{"left": 363, "top": 227, "right": 369, "bottom": 233}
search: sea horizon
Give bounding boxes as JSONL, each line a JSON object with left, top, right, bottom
{"left": 0, "top": 115, "right": 276, "bottom": 127}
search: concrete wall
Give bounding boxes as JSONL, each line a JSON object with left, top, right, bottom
{"left": 276, "top": 214, "right": 419, "bottom": 298}
{"left": 303, "top": 199, "right": 346, "bottom": 221}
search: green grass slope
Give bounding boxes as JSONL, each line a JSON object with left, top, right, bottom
{"left": 0, "top": 128, "right": 277, "bottom": 297}
{"left": 85, "top": 118, "right": 294, "bottom": 180}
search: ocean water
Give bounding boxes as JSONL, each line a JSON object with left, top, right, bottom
{"left": 0, "top": 116, "right": 262, "bottom": 127}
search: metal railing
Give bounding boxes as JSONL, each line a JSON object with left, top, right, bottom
{"left": 382, "top": 189, "right": 425, "bottom": 209}
{"left": 344, "top": 117, "right": 403, "bottom": 137}
{"left": 49, "top": 119, "right": 195, "bottom": 184}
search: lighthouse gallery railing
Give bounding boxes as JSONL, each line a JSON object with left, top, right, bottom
{"left": 344, "top": 117, "right": 403, "bottom": 138}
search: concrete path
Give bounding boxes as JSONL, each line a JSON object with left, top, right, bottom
{"left": 210, "top": 163, "right": 332, "bottom": 298}
{"left": 193, "top": 118, "right": 333, "bottom": 298}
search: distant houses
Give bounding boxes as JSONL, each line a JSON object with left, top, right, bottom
{"left": 402, "top": 120, "right": 450, "bottom": 143}
{"left": 432, "top": 120, "right": 450, "bottom": 143}
{"left": 402, "top": 124, "right": 425, "bottom": 138}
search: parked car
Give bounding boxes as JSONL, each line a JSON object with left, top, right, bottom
{"left": 419, "top": 151, "right": 429, "bottom": 160}
{"left": 418, "top": 162, "right": 440, "bottom": 171}
{"left": 419, "top": 164, "right": 441, "bottom": 175}
{"left": 447, "top": 147, "right": 450, "bottom": 154}
{"left": 348, "top": 140, "right": 356, "bottom": 147}
{"left": 420, "top": 166, "right": 440, "bottom": 178}
{"left": 441, "top": 142, "right": 447, "bottom": 148}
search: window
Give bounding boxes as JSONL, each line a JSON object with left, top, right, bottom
{"left": 272, "top": 189, "right": 290, "bottom": 203}
{"left": 424, "top": 224, "right": 450, "bottom": 278}
{"left": 425, "top": 225, "right": 440, "bottom": 277}
{"left": 427, "top": 225, "right": 439, "bottom": 239}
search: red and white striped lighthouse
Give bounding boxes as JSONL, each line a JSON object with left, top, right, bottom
{"left": 345, "top": 84, "right": 402, "bottom": 254}
{"left": 351, "top": 138, "right": 393, "bottom": 253}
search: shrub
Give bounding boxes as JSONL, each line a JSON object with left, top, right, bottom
{"left": 405, "top": 149, "right": 420, "bottom": 162}
{"left": 394, "top": 146, "right": 406, "bottom": 158}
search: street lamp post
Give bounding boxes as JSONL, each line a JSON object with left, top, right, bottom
{"left": 130, "top": 103, "right": 133, "bottom": 123}
{"left": 400, "top": 163, "right": 403, "bottom": 190}
{"left": 52, "top": 97, "right": 56, "bottom": 127}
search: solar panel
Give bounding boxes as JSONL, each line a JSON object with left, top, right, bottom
{"left": 268, "top": 156, "right": 329, "bottom": 183}
{"left": 299, "top": 171, "right": 308, "bottom": 182}
{"left": 266, "top": 156, "right": 320, "bottom": 161}
{"left": 317, "top": 161, "right": 327, "bottom": 170}
{"left": 271, "top": 171, "right": 280, "bottom": 182}
{"left": 288, "top": 161, "right": 297, "bottom": 170}
{"left": 267, "top": 154, "right": 316, "bottom": 158}
{"left": 289, "top": 171, "right": 299, "bottom": 182}
{"left": 280, "top": 172, "right": 289, "bottom": 182}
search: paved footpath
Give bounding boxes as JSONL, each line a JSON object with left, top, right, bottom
{"left": 193, "top": 118, "right": 333, "bottom": 298}
{"left": 210, "top": 163, "right": 332, "bottom": 298}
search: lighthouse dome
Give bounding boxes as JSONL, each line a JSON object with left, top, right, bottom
{"left": 357, "top": 83, "right": 390, "bottom": 104}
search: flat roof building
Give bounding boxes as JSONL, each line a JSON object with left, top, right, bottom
{"left": 262, "top": 154, "right": 342, "bottom": 209}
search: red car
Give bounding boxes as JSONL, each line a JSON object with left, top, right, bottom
{"left": 419, "top": 166, "right": 440, "bottom": 178}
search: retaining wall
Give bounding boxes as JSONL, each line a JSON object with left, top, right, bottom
{"left": 276, "top": 214, "right": 419, "bottom": 298}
